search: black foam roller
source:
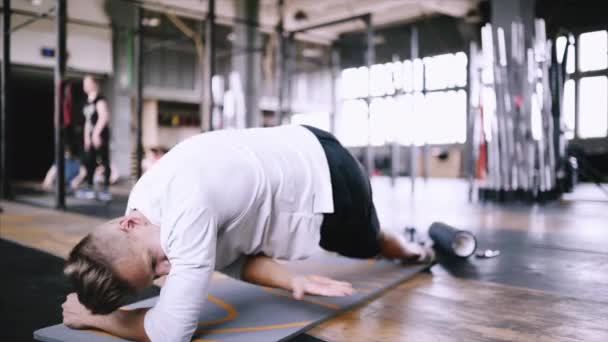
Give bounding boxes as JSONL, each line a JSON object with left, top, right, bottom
{"left": 429, "top": 222, "right": 477, "bottom": 258}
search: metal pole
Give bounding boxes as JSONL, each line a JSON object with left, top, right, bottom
{"left": 466, "top": 41, "right": 475, "bottom": 202}
{"left": 285, "top": 32, "right": 295, "bottom": 120}
{"left": 421, "top": 57, "right": 429, "bottom": 182}
{"left": 290, "top": 14, "right": 368, "bottom": 34}
{"left": 275, "top": 0, "right": 284, "bottom": 126}
{"left": 1, "top": 0, "right": 11, "bottom": 199}
{"left": 410, "top": 25, "right": 419, "bottom": 195}
{"left": 390, "top": 54, "right": 399, "bottom": 186}
{"left": 574, "top": 34, "right": 579, "bottom": 139}
{"left": 135, "top": 6, "right": 143, "bottom": 178}
{"left": 54, "top": 0, "right": 66, "bottom": 209}
{"left": 329, "top": 44, "right": 340, "bottom": 134}
{"left": 198, "top": 20, "right": 205, "bottom": 130}
{"left": 364, "top": 14, "right": 375, "bottom": 175}
{"left": 202, "top": 0, "right": 215, "bottom": 131}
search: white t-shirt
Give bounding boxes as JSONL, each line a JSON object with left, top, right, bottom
{"left": 125, "top": 125, "right": 333, "bottom": 341}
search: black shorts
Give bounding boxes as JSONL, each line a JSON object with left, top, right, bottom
{"left": 302, "top": 125, "right": 381, "bottom": 259}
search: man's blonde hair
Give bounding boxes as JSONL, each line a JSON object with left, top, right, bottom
{"left": 64, "top": 234, "right": 135, "bottom": 314}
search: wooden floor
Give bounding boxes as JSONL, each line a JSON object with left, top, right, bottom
{"left": 2, "top": 177, "right": 608, "bottom": 341}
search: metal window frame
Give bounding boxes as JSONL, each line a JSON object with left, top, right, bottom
{"left": 567, "top": 28, "right": 608, "bottom": 140}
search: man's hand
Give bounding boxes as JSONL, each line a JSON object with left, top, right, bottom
{"left": 62, "top": 292, "right": 149, "bottom": 341}
{"left": 241, "top": 255, "right": 355, "bottom": 300}
{"left": 92, "top": 133, "right": 102, "bottom": 148}
{"left": 291, "top": 275, "right": 354, "bottom": 300}
{"left": 62, "top": 293, "right": 94, "bottom": 329}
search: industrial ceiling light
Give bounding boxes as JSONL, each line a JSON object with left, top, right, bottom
{"left": 302, "top": 47, "right": 322, "bottom": 58}
{"left": 142, "top": 17, "right": 161, "bottom": 27}
{"left": 31, "top": 0, "right": 43, "bottom": 6}
{"left": 373, "top": 35, "right": 385, "bottom": 45}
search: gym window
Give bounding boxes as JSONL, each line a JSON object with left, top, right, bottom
{"left": 578, "top": 76, "right": 608, "bottom": 138}
{"left": 337, "top": 52, "right": 468, "bottom": 147}
{"left": 579, "top": 30, "right": 607, "bottom": 72}
{"left": 558, "top": 30, "right": 608, "bottom": 139}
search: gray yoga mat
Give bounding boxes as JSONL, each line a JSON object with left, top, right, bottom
{"left": 35, "top": 253, "right": 431, "bottom": 342}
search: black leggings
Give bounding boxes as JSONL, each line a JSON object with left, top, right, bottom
{"left": 84, "top": 140, "right": 110, "bottom": 188}
{"left": 302, "top": 125, "right": 381, "bottom": 259}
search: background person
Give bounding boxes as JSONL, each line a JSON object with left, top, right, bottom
{"left": 42, "top": 146, "right": 87, "bottom": 193}
{"left": 77, "top": 75, "right": 112, "bottom": 201}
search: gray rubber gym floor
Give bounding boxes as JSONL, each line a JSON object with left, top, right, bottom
{"left": 35, "top": 253, "right": 430, "bottom": 342}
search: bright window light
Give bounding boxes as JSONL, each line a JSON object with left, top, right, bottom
{"left": 579, "top": 30, "right": 608, "bottom": 72}
{"left": 424, "top": 53, "right": 468, "bottom": 90}
{"left": 339, "top": 68, "right": 357, "bottom": 99}
{"left": 389, "top": 61, "right": 404, "bottom": 92}
{"left": 452, "top": 90, "right": 467, "bottom": 143}
{"left": 411, "top": 92, "right": 426, "bottom": 146}
{"left": 370, "top": 97, "right": 399, "bottom": 145}
{"left": 454, "top": 52, "right": 468, "bottom": 87}
{"left": 578, "top": 76, "right": 608, "bottom": 138}
{"left": 566, "top": 35, "right": 575, "bottom": 74}
{"left": 562, "top": 79, "right": 575, "bottom": 139}
{"left": 403, "top": 60, "right": 413, "bottom": 92}
{"left": 337, "top": 51, "right": 468, "bottom": 147}
{"left": 336, "top": 100, "right": 369, "bottom": 147}
{"left": 340, "top": 67, "right": 368, "bottom": 99}
{"left": 394, "top": 94, "right": 414, "bottom": 145}
{"left": 556, "top": 35, "right": 576, "bottom": 74}
{"left": 556, "top": 36, "right": 567, "bottom": 64}
{"left": 370, "top": 64, "right": 393, "bottom": 96}
{"left": 413, "top": 59, "right": 424, "bottom": 92}
{"left": 423, "top": 90, "right": 467, "bottom": 144}
{"left": 291, "top": 111, "right": 330, "bottom": 132}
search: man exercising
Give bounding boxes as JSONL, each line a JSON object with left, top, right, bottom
{"left": 62, "top": 125, "right": 433, "bottom": 342}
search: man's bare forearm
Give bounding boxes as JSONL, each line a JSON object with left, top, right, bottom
{"left": 241, "top": 255, "right": 355, "bottom": 300}
{"left": 242, "top": 255, "right": 294, "bottom": 291}
{"left": 90, "top": 308, "right": 150, "bottom": 342}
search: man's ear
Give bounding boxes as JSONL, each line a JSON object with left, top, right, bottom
{"left": 118, "top": 211, "right": 144, "bottom": 232}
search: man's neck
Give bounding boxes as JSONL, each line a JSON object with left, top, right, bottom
{"left": 88, "top": 91, "right": 98, "bottom": 101}
{"left": 141, "top": 223, "right": 167, "bottom": 268}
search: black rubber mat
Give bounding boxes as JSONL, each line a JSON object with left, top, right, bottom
{"left": 0, "top": 239, "right": 158, "bottom": 342}
{"left": 35, "top": 254, "right": 430, "bottom": 342}
{"left": 12, "top": 185, "right": 128, "bottom": 219}
{"left": 0, "top": 239, "right": 72, "bottom": 342}
{"left": 0, "top": 238, "right": 327, "bottom": 342}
